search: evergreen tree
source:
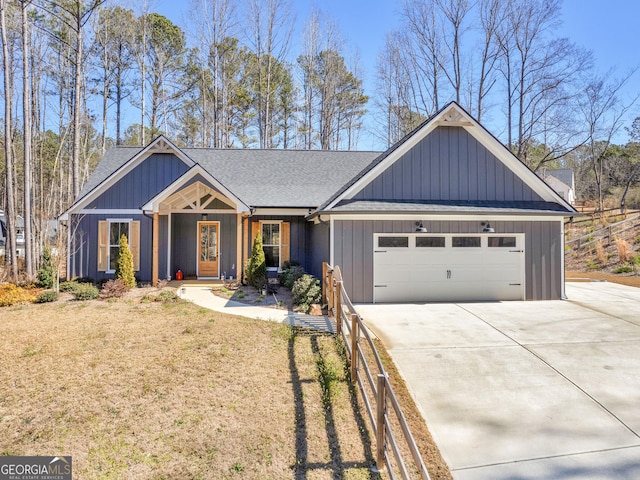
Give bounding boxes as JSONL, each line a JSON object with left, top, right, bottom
{"left": 246, "top": 233, "right": 266, "bottom": 288}
{"left": 115, "top": 234, "right": 136, "bottom": 288}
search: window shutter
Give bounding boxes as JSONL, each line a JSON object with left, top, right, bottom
{"left": 252, "top": 221, "right": 260, "bottom": 242}
{"left": 98, "top": 221, "right": 108, "bottom": 271}
{"left": 130, "top": 221, "right": 140, "bottom": 271}
{"left": 281, "top": 222, "right": 290, "bottom": 265}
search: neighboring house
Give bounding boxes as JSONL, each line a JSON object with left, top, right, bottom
{"left": 542, "top": 168, "right": 576, "bottom": 205}
{"left": 0, "top": 211, "right": 25, "bottom": 257}
{"left": 60, "top": 102, "right": 576, "bottom": 302}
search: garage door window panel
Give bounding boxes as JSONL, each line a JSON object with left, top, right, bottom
{"left": 488, "top": 236, "right": 517, "bottom": 247}
{"left": 378, "top": 236, "right": 409, "bottom": 248}
{"left": 452, "top": 236, "right": 481, "bottom": 248}
{"left": 416, "top": 237, "right": 445, "bottom": 248}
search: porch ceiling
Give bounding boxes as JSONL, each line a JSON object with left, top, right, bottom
{"left": 159, "top": 181, "right": 235, "bottom": 213}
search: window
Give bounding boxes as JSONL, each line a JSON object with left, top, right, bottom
{"left": 488, "top": 236, "right": 517, "bottom": 248}
{"left": 98, "top": 220, "right": 140, "bottom": 272}
{"left": 452, "top": 236, "right": 481, "bottom": 248}
{"left": 262, "top": 222, "right": 281, "bottom": 269}
{"left": 378, "top": 236, "right": 409, "bottom": 248}
{"left": 416, "top": 237, "right": 445, "bottom": 248}
{"left": 109, "top": 222, "right": 130, "bottom": 271}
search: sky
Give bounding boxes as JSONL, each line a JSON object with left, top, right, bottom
{"left": 148, "top": 0, "right": 639, "bottom": 149}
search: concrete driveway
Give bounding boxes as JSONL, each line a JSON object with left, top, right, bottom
{"left": 356, "top": 282, "right": 640, "bottom": 480}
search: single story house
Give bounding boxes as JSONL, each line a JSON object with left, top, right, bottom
{"left": 60, "top": 102, "right": 576, "bottom": 303}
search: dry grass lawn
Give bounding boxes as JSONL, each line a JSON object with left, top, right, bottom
{"left": 0, "top": 298, "right": 382, "bottom": 479}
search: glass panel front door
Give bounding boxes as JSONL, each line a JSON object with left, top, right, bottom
{"left": 198, "top": 222, "right": 219, "bottom": 277}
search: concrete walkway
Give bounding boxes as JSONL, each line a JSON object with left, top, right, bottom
{"left": 356, "top": 282, "right": 640, "bottom": 480}
{"left": 177, "top": 284, "right": 335, "bottom": 333}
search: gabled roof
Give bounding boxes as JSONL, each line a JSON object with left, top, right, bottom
{"left": 316, "top": 102, "right": 577, "bottom": 215}
{"left": 544, "top": 169, "right": 575, "bottom": 190}
{"left": 70, "top": 140, "right": 380, "bottom": 211}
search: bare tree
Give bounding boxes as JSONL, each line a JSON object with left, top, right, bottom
{"left": 578, "top": 71, "right": 637, "bottom": 211}
{"left": 245, "top": 0, "right": 294, "bottom": 148}
{"left": 1, "top": 0, "right": 18, "bottom": 279}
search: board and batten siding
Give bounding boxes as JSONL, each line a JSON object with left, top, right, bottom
{"left": 354, "top": 127, "right": 543, "bottom": 202}
{"left": 333, "top": 219, "right": 563, "bottom": 303}
{"left": 172, "top": 213, "right": 238, "bottom": 279}
{"left": 87, "top": 153, "right": 190, "bottom": 209}
{"left": 69, "top": 213, "right": 152, "bottom": 282}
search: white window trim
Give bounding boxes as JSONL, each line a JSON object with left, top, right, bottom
{"left": 261, "top": 220, "right": 283, "bottom": 271}
{"left": 106, "top": 218, "right": 132, "bottom": 274}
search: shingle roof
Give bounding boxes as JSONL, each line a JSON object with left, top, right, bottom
{"left": 78, "top": 147, "right": 382, "bottom": 208}
{"left": 327, "top": 199, "right": 571, "bottom": 215}
{"left": 544, "top": 169, "right": 575, "bottom": 189}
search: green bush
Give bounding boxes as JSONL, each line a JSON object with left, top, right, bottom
{"left": 156, "top": 290, "right": 180, "bottom": 303}
{"left": 279, "top": 264, "right": 305, "bottom": 289}
{"left": 246, "top": 233, "right": 267, "bottom": 288}
{"left": 73, "top": 283, "right": 99, "bottom": 301}
{"left": 36, "top": 290, "right": 59, "bottom": 303}
{"left": 292, "top": 274, "right": 322, "bottom": 314}
{"left": 59, "top": 281, "right": 80, "bottom": 293}
{"left": 115, "top": 234, "right": 136, "bottom": 288}
{"left": 613, "top": 266, "right": 633, "bottom": 274}
{"left": 36, "top": 248, "right": 55, "bottom": 288}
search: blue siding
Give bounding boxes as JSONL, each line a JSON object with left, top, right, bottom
{"left": 69, "top": 213, "right": 153, "bottom": 283}
{"left": 171, "top": 214, "right": 238, "bottom": 279}
{"left": 88, "top": 153, "right": 190, "bottom": 208}
{"left": 355, "top": 127, "right": 542, "bottom": 202}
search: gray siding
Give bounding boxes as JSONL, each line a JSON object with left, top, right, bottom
{"left": 355, "top": 127, "right": 543, "bottom": 202}
{"left": 333, "top": 219, "right": 563, "bottom": 302}
{"left": 88, "top": 153, "right": 190, "bottom": 208}
{"left": 172, "top": 214, "right": 238, "bottom": 278}
{"left": 248, "top": 215, "right": 311, "bottom": 270}
{"left": 307, "top": 222, "right": 330, "bottom": 279}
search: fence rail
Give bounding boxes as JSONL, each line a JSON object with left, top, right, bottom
{"left": 322, "top": 262, "right": 431, "bottom": 480}
{"left": 566, "top": 214, "right": 640, "bottom": 249}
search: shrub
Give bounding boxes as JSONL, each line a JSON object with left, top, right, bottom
{"left": 59, "top": 281, "right": 80, "bottom": 293}
{"left": 36, "top": 248, "right": 55, "bottom": 288}
{"left": 73, "top": 283, "right": 99, "bottom": 301}
{"left": 100, "top": 279, "right": 130, "bottom": 299}
{"left": 156, "top": 290, "right": 180, "bottom": 303}
{"left": 292, "top": 274, "right": 322, "bottom": 314}
{"left": 279, "top": 264, "right": 305, "bottom": 289}
{"left": 246, "top": 233, "right": 267, "bottom": 288}
{"left": 36, "top": 290, "right": 59, "bottom": 303}
{"left": 613, "top": 266, "right": 633, "bottom": 274}
{"left": 0, "top": 283, "right": 37, "bottom": 307}
{"left": 115, "top": 234, "right": 136, "bottom": 288}
{"left": 615, "top": 238, "right": 633, "bottom": 264}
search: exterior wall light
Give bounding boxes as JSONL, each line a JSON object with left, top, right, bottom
{"left": 415, "top": 221, "right": 428, "bottom": 233}
{"left": 201, "top": 213, "right": 208, "bottom": 221}
{"left": 482, "top": 222, "right": 495, "bottom": 233}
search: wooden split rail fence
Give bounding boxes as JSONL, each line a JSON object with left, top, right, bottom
{"left": 566, "top": 213, "right": 640, "bottom": 250}
{"left": 322, "top": 262, "right": 431, "bottom": 479}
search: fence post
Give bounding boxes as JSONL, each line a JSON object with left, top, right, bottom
{"left": 327, "top": 269, "right": 334, "bottom": 316}
{"left": 376, "top": 373, "right": 387, "bottom": 471}
{"left": 322, "top": 262, "right": 328, "bottom": 304}
{"left": 351, "top": 314, "right": 358, "bottom": 383}
{"left": 336, "top": 281, "right": 342, "bottom": 336}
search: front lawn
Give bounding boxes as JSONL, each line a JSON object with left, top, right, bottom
{"left": 0, "top": 299, "right": 379, "bottom": 479}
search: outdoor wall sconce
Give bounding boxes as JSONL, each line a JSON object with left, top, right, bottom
{"left": 415, "top": 221, "right": 428, "bottom": 233}
{"left": 201, "top": 213, "right": 208, "bottom": 221}
{"left": 482, "top": 222, "right": 495, "bottom": 233}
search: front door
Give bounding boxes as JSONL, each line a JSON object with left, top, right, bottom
{"left": 198, "top": 221, "right": 219, "bottom": 278}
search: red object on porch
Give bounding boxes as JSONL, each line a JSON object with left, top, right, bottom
{"left": 175, "top": 269, "right": 183, "bottom": 281}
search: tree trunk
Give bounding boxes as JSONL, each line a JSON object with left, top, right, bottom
{"left": 1, "top": 0, "right": 18, "bottom": 280}
{"left": 22, "top": 0, "right": 34, "bottom": 278}
{"left": 72, "top": 12, "right": 82, "bottom": 199}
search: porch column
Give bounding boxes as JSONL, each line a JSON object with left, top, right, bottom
{"left": 236, "top": 214, "right": 242, "bottom": 281}
{"left": 152, "top": 211, "right": 159, "bottom": 286}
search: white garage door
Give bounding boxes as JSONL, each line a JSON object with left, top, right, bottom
{"left": 373, "top": 233, "right": 525, "bottom": 302}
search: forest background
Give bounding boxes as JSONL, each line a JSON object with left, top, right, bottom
{"left": 1, "top": 0, "right": 639, "bottom": 281}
